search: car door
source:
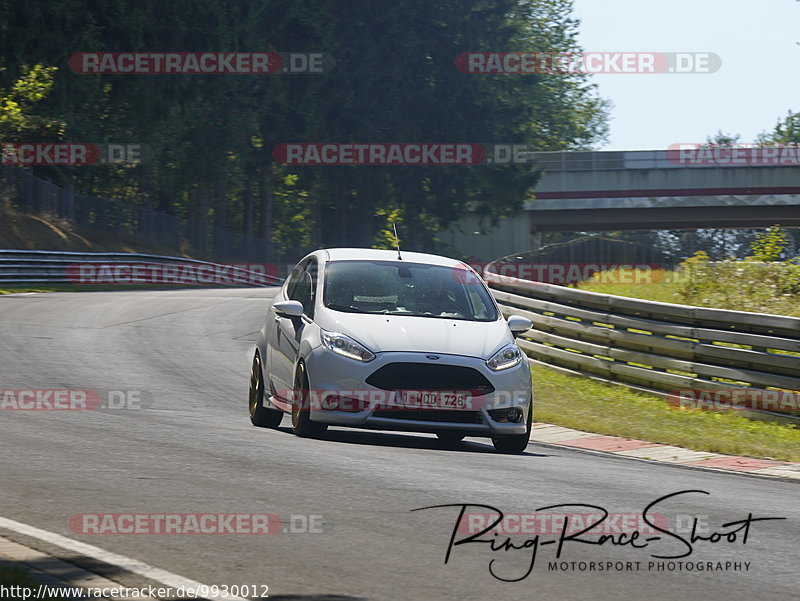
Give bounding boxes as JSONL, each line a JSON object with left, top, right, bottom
{"left": 268, "top": 258, "right": 318, "bottom": 395}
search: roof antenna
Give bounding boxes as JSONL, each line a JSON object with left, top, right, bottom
{"left": 392, "top": 222, "right": 403, "bottom": 261}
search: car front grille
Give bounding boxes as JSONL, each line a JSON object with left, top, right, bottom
{"left": 365, "top": 362, "right": 495, "bottom": 396}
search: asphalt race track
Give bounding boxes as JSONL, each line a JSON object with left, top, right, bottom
{"left": 0, "top": 288, "right": 797, "bottom": 600}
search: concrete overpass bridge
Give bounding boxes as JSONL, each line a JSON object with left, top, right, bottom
{"left": 443, "top": 148, "right": 800, "bottom": 260}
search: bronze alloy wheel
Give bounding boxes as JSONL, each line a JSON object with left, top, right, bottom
{"left": 248, "top": 353, "right": 283, "bottom": 428}
{"left": 290, "top": 362, "right": 328, "bottom": 438}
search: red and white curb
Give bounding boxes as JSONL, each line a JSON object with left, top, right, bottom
{"left": 531, "top": 423, "right": 800, "bottom": 480}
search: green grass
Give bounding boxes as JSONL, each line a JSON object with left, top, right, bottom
{"left": 532, "top": 365, "right": 800, "bottom": 462}
{"left": 0, "top": 284, "right": 113, "bottom": 294}
{"left": 574, "top": 277, "right": 683, "bottom": 304}
{"left": 576, "top": 265, "right": 800, "bottom": 317}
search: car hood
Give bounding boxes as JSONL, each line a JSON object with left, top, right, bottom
{"left": 315, "top": 310, "right": 513, "bottom": 358}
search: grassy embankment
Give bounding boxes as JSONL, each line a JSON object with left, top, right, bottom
{"left": 0, "top": 205, "right": 202, "bottom": 294}
{"left": 531, "top": 263, "right": 800, "bottom": 462}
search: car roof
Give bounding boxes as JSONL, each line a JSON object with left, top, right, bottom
{"left": 319, "top": 248, "right": 465, "bottom": 268}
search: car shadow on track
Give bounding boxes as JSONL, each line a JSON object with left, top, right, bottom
{"left": 273, "top": 426, "right": 549, "bottom": 457}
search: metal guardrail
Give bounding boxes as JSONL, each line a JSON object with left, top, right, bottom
{"left": 484, "top": 259, "right": 800, "bottom": 420}
{"left": 0, "top": 249, "right": 283, "bottom": 287}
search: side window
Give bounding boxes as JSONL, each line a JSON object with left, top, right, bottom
{"left": 306, "top": 259, "right": 318, "bottom": 317}
{"left": 284, "top": 264, "right": 304, "bottom": 300}
{"left": 289, "top": 259, "right": 318, "bottom": 318}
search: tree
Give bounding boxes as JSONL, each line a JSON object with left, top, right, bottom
{"left": 0, "top": 64, "right": 62, "bottom": 140}
{"left": 1, "top": 0, "right": 611, "bottom": 257}
{"left": 757, "top": 110, "right": 800, "bottom": 145}
{"left": 297, "top": 0, "right": 610, "bottom": 249}
{"left": 704, "top": 130, "right": 741, "bottom": 147}
{"left": 746, "top": 225, "right": 790, "bottom": 262}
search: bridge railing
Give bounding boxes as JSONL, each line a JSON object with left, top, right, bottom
{"left": 484, "top": 258, "right": 800, "bottom": 420}
{"left": 526, "top": 148, "right": 800, "bottom": 172}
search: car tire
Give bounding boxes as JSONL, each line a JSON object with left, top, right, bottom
{"left": 291, "top": 362, "right": 328, "bottom": 438}
{"left": 436, "top": 432, "right": 466, "bottom": 444}
{"left": 491, "top": 403, "right": 532, "bottom": 454}
{"left": 249, "top": 353, "right": 283, "bottom": 428}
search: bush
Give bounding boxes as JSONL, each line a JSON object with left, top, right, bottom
{"left": 676, "top": 250, "right": 800, "bottom": 317}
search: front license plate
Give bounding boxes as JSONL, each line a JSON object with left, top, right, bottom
{"left": 399, "top": 390, "right": 472, "bottom": 410}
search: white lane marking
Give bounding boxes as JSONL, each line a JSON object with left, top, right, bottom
{"left": 0, "top": 516, "right": 247, "bottom": 600}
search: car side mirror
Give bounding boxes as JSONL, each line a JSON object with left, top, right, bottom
{"left": 274, "top": 300, "right": 305, "bottom": 318}
{"left": 507, "top": 315, "right": 532, "bottom": 336}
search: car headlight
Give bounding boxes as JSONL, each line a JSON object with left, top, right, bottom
{"left": 487, "top": 344, "right": 522, "bottom": 371}
{"left": 321, "top": 330, "right": 376, "bottom": 362}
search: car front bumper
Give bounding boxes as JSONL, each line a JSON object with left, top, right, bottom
{"left": 300, "top": 348, "right": 533, "bottom": 438}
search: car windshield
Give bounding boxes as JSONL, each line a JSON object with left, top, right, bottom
{"left": 323, "top": 260, "right": 498, "bottom": 322}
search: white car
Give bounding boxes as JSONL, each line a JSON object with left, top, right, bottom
{"left": 248, "top": 248, "right": 534, "bottom": 453}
